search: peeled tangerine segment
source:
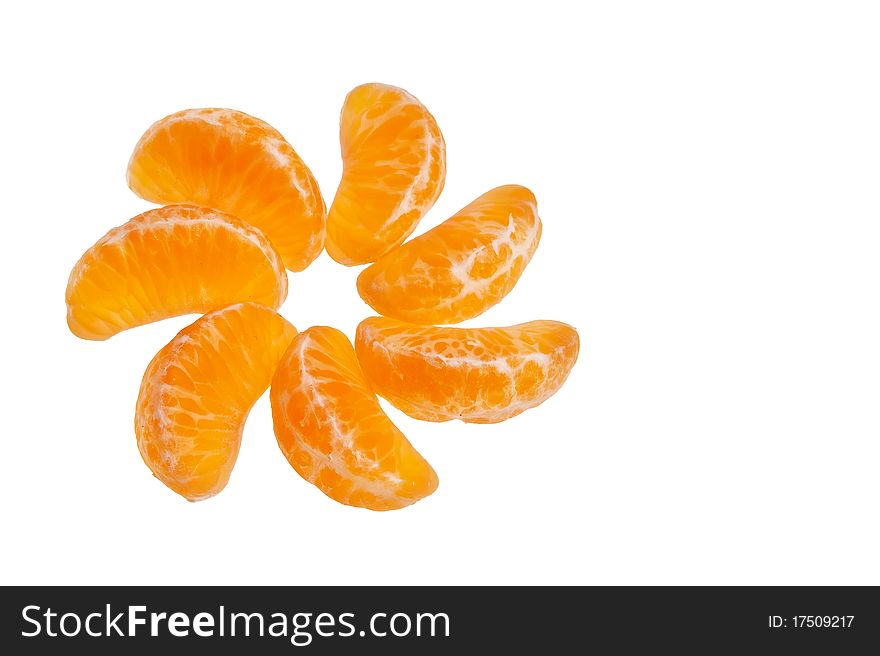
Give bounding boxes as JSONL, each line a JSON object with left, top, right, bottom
{"left": 270, "top": 326, "right": 438, "bottom": 511}
{"left": 136, "top": 303, "right": 297, "bottom": 501}
{"left": 326, "top": 83, "right": 446, "bottom": 266}
{"left": 356, "top": 317, "right": 580, "bottom": 424}
{"left": 66, "top": 205, "right": 287, "bottom": 341}
{"left": 127, "top": 108, "right": 325, "bottom": 271}
{"left": 358, "top": 185, "right": 541, "bottom": 324}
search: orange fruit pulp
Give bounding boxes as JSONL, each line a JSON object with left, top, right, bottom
{"left": 66, "top": 204, "right": 287, "bottom": 340}
{"left": 271, "top": 326, "right": 438, "bottom": 511}
{"left": 127, "top": 108, "right": 325, "bottom": 271}
{"left": 357, "top": 184, "right": 541, "bottom": 324}
{"left": 136, "top": 303, "right": 297, "bottom": 501}
{"left": 326, "top": 83, "right": 446, "bottom": 266}
{"left": 355, "top": 316, "right": 579, "bottom": 424}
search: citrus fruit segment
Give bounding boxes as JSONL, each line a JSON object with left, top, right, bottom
{"left": 66, "top": 205, "right": 288, "bottom": 341}
{"left": 326, "top": 83, "right": 446, "bottom": 266}
{"left": 127, "top": 108, "right": 325, "bottom": 271}
{"left": 357, "top": 185, "right": 541, "bottom": 324}
{"left": 270, "top": 326, "right": 438, "bottom": 511}
{"left": 355, "top": 317, "right": 579, "bottom": 424}
{"left": 136, "top": 303, "right": 297, "bottom": 501}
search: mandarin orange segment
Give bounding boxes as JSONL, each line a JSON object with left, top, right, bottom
{"left": 270, "top": 326, "right": 438, "bottom": 511}
{"left": 326, "top": 83, "right": 446, "bottom": 266}
{"left": 355, "top": 317, "right": 579, "bottom": 424}
{"left": 66, "top": 205, "right": 287, "bottom": 341}
{"left": 136, "top": 303, "right": 297, "bottom": 501}
{"left": 127, "top": 108, "right": 325, "bottom": 271}
{"left": 357, "top": 185, "right": 541, "bottom": 324}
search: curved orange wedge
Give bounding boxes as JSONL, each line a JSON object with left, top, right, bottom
{"left": 271, "top": 326, "right": 438, "bottom": 511}
{"left": 326, "top": 83, "right": 446, "bottom": 266}
{"left": 127, "top": 108, "right": 325, "bottom": 271}
{"left": 136, "top": 303, "right": 297, "bottom": 501}
{"left": 66, "top": 205, "right": 287, "bottom": 341}
{"left": 355, "top": 317, "right": 579, "bottom": 424}
{"left": 358, "top": 185, "right": 541, "bottom": 324}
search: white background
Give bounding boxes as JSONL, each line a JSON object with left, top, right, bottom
{"left": 1, "top": 1, "right": 878, "bottom": 585}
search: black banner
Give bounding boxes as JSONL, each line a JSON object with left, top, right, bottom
{"left": 1, "top": 586, "right": 877, "bottom": 652}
